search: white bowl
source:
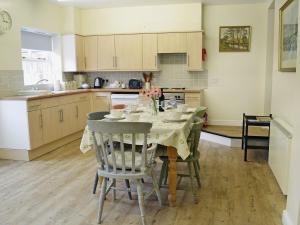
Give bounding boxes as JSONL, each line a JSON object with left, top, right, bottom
{"left": 110, "top": 109, "right": 123, "bottom": 118}
{"left": 126, "top": 114, "right": 140, "bottom": 122}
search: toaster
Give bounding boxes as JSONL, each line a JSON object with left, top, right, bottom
{"left": 128, "top": 79, "right": 143, "bottom": 89}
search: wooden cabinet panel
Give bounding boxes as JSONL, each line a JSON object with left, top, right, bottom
{"left": 142, "top": 33, "right": 158, "bottom": 70}
{"left": 42, "top": 106, "right": 63, "bottom": 144}
{"left": 187, "top": 32, "right": 203, "bottom": 71}
{"left": 84, "top": 36, "right": 98, "bottom": 71}
{"left": 28, "top": 110, "right": 43, "bottom": 149}
{"left": 98, "top": 35, "right": 116, "bottom": 70}
{"left": 62, "top": 103, "right": 77, "bottom": 137}
{"left": 115, "top": 34, "right": 142, "bottom": 70}
{"left": 92, "top": 93, "right": 111, "bottom": 112}
{"left": 158, "top": 33, "right": 187, "bottom": 53}
{"left": 75, "top": 35, "right": 85, "bottom": 71}
{"left": 77, "top": 100, "right": 90, "bottom": 130}
{"left": 185, "top": 92, "right": 202, "bottom": 108}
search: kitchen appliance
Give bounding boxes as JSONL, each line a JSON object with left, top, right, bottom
{"left": 163, "top": 88, "right": 185, "bottom": 104}
{"left": 94, "top": 77, "right": 105, "bottom": 88}
{"left": 128, "top": 79, "right": 143, "bottom": 89}
{"left": 111, "top": 92, "right": 140, "bottom": 106}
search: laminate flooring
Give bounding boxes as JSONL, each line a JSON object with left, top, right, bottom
{"left": 0, "top": 139, "right": 286, "bottom": 225}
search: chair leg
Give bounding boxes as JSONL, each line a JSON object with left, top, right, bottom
{"left": 93, "top": 172, "right": 99, "bottom": 194}
{"left": 136, "top": 179, "right": 147, "bottom": 225}
{"left": 112, "top": 179, "right": 116, "bottom": 200}
{"left": 193, "top": 161, "right": 201, "bottom": 188}
{"left": 196, "top": 160, "right": 200, "bottom": 172}
{"left": 163, "top": 161, "right": 169, "bottom": 185}
{"left": 151, "top": 171, "right": 162, "bottom": 206}
{"left": 97, "top": 178, "right": 107, "bottom": 224}
{"left": 158, "top": 160, "right": 167, "bottom": 187}
{"left": 125, "top": 179, "right": 133, "bottom": 200}
{"left": 187, "top": 162, "right": 198, "bottom": 204}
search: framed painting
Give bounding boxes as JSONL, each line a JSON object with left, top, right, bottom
{"left": 219, "top": 26, "right": 251, "bottom": 52}
{"left": 279, "top": 0, "right": 298, "bottom": 72}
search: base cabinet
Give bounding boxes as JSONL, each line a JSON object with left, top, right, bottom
{"left": 92, "top": 92, "right": 111, "bottom": 112}
{"left": 28, "top": 110, "right": 43, "bottom": 149}
{"left": 185, "top": 93, "right": 202, "bottom": 108}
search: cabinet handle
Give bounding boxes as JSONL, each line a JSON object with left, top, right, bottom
{"left": 187, "top": 55, "right": 189, "bottom": 67}
{"left": 40, "top": 114, "right": 43, "bottom": 129}
{"left": 76, "top": 105, "right": 79, "bottom": 118}
{"left": 59, "top": 110, "right": 63, "bottom": 122}
{"left": 61, "top": 110, "right": 64, "bottom": 122}
{"left": 115, "top": 56, "right": 117, "bottom": 68}
{"left": 155, "top": 55, "right": 157, "bottom": 67}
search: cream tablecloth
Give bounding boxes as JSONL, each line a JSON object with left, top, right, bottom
{"left": 80, "top": 110, "right": 195, "bottom": 160}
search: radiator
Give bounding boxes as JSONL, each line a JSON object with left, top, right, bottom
{"left": 269, "top": 118, "right": 293, "bottom": 195}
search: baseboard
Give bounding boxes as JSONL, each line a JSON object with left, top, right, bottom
{"left": 208, "top": 120, "right": 242, "bottom": 126}
{"left": 0, "top": 131, "right": 83, "bottom": 161}
{"left": 201, "top": 131, "right": 241, "bottom": 148}
{"left": 282, "top": 210, "right": 294, "bottom": 225}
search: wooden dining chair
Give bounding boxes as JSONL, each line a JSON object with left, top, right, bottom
{"left": 158, "top": 117, "right": 204, "bottom": 203}
{"left": 87, "top": 112, "right": 133, "bottom": 200}
{"left": 88, "top": 120, "right": 162, "bottom": 225}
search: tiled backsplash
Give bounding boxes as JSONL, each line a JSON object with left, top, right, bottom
{"left": 0, "top": 70, "right": 24, "bottom": 97}
{"left": 84, "top": 54, "right": 208, "bottom": 89}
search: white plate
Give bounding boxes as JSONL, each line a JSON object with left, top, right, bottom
{"left": 104, "top": 114, "right": 125, "bottom": 120}
{"left": 163, "top": 118, "right": 187, "bottom": 123}
{"left": 127, "top": 110, "right": 143, "bottom": 114}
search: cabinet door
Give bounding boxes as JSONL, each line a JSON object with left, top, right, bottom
{"left": 76, "top": 35, "right": 85, "bottom": 71}
{"left": 92, "top": 93, "right": 111, "bottom": 112}
{"left": 142, "top": 33, "right": 158, "bottom": 70}
{"left": 185, "top": 93, "right": 202, "bottom": 108}
{"left": 62, "top": 103, "right": 78, "bottom": 137}
{"left": 84, "top": 36, "right": 98, "bottom": 71}
{"left": 77, "top": 100, "right": 91, "bottom": 130}
{"left": 98, "top": 35, "right": 116, "bottom": 70}
{"left": 187, "top": 32, "right": 203, "bottom": 71}
{"left": 42, "top": 106, "right": 63, "bottom": 144}
{"left": 158, "top": 33, "right": 187, "bottom": 53}
{"left": 115, "top": 34, "right": 142, "bottom": 70}
{"left": 28, "top": 110, "right": 43, "bottom": 149}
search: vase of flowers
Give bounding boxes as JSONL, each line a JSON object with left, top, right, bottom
{"left": 141, "top": 87, "right": 161, "bottom": 116}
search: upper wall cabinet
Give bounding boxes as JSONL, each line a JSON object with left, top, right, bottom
{"left": 84, "top": 36, "right": 98, "bottom": 71}
{"left": 142, "top": 33, "right": 158, "bottom": 71}
{"left": 115, "top": 34, "right": 143, "bottom": 71}
{"left": 98, "top": 35, "right": 116, "bottom": 70}
{"left": 157, "top": 32, "right": 187, "bottom": 53}
{"left": 63, "top": 34, "right": 85, "bottom": 72}
{"left": 187, "top": 32, "right": 203, "bottom": 71}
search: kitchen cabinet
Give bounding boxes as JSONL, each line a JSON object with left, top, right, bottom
{"left": 115, "top": 34, "right": 143, "bottom": 70}
{"left": 92, "top": 92, "right": 111, "bottom": 112}
{"left": 62, "top": 34, "right": 85, "bottom": 72}
{"left": 77, "top": 100, "right": 91, "bottom": 130}
{"left": 98, "top": 35, "right": 116, "bottom": 70}
{"left": 185, "top": 93, "right": 202, "bottom": 108}
{"left": 187, "top": 32, "right": 203, "bottom": 71}
{"left": 142, "top": 33, "right": 158, "bottom": 71}
{"left": 158, "top": 32, "right": 187, "bottom": 53}
{"left": 84, "top": 36, "right": 98, "bottom": 71}
{"left": 42, "top": 106, "right": 63, "bottom": 144}
{"left": 28, "top": 110, "right": 43, "bottom": 149}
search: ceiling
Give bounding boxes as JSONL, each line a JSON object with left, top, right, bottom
{"left": 53, "top": 0, "right": 269, "bottom": 9}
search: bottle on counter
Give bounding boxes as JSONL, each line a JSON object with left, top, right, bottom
{"left": 159, "top": 88, "right": 165, "bottom": 112}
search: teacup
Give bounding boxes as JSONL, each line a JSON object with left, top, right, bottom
{"left": 126, "top": 114, "right": 140, "bottom": 122}
{"left": 177, "top": 104, "right": 188, "bottom": 112}
{"left": 110, "top": 109, "right": 123, "bottom": 118}
{"left": 169, "top": 112, "right": 182, "bottom": 120}
{"left": 128, "top": 104, "right": 138, "bottom": 112}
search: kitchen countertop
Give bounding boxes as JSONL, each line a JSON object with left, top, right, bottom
{"left": 0, "top": 88, "right": 205, "bottom": 101}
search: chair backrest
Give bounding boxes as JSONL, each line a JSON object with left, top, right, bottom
{"left": 190, "top": 117, "right": 204, "bottom": 156}
{"left": 87, "top": 111, "right": 109, "bottom": 120}
{"left": 88, "top": 120, "right": 154, "bottom": 176}
{"left": 195, "top": 106, "right": 207, "bottom": 118}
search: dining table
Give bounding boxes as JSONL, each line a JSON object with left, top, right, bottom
{"left": 80, "top": 107, "right": 196, "bottom": 207}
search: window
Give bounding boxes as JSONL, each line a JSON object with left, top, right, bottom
{"left": 21, "top": 30, "right": 58, "bottom": 86}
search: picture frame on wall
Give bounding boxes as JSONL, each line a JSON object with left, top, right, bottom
{"left": 219, "top": 26, "right": 251, "bottom": 52}
{"left": 279, "top": 0, "right": 298, "bottom": 72}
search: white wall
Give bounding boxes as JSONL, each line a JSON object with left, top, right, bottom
{"left": 79, "top": 3, "right": 202, "bottom": 35}
{"left": 203, "top": 3, "right": 269, "bottom": 125}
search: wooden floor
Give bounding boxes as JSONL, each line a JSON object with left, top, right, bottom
{"left": 0, "top": 139, "right": 286, "bottom": 225}
{"left": 202, "top": 125, "right": 269, "bottom": 138}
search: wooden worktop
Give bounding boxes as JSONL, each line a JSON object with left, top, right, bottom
{"left": 0, "top": 88, "right": 204, "bottom": 101}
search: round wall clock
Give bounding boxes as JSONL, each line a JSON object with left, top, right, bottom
{"left": 0, "top": 9, "right": 12, "bottom": 34}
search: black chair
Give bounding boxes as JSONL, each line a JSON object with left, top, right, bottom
{"left": 87, "top": 112, "right": 132, "bottom": 200}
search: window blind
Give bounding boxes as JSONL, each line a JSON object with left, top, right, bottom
{"left": 21, "top": 30, "right": 52, "bottom": 51}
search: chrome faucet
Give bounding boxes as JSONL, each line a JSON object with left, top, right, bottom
{"left": 33, "top": 79, "right": 49, "bottom": 90}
